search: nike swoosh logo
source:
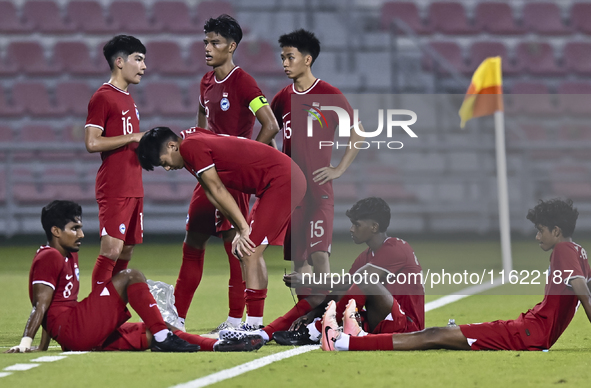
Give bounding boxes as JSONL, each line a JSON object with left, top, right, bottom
{"left": 65, "top": 274, "right": 73, "bottom": 280}
{"left": 122, "top": 110, "right": 130, "bottom": 115}
{"left": 96, "top": 281, "right": 104, "bottom": 284}
{"left": 324, "top": 326, "right": 333, "bottom": 351}
{"left": 149, "top": 303, "right": 158, "bottom": 308}
{"left": 310, "top": 241, "right": 322, "bottom": 247}
{"left": 204, "top": 100, "right": 210, "bottom": 104}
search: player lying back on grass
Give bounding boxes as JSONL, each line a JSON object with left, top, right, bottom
{"left": 321, "top": 198, "right": 591, "bottom": 352}
{"left": 5, "top": 200, "right": 263, "bottom": 353}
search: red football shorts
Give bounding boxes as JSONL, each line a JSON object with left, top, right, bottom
{"left": 459, "top": 320, "right": 534, "bottom": 351}
{"left": 98, "top": 197, "right": 143, "bottom": 245}
{"left": 248, "top": 166, "right": 307, "bottom": 246}
{"left": 186, "top": 184, "right": 249, "bottom": 235}
{"left": 49, "top": 282, "right": 146, "bottom": 351}
{"left": 371, "top": 298, "right": 420, "bottom": 334}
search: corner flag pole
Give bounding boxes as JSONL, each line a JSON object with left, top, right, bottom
{"left": 459, "top": 56, "right": 512, "bottom": 274}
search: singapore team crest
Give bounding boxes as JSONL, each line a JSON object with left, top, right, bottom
{"left": 220, "top": 98, "right": 230, "bottom": 111}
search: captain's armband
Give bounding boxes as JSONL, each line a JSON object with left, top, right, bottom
{"left": 248, "top": 96, "right": 269, "bottom": 115}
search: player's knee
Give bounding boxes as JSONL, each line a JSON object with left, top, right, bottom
{"left": 422, "top": 327, "right": 445, "bottom": 346}
{"left": 100, "top": 242, "right": 124, "bottom": 259}
{"left": 184, "top": 231, "right": 208, "bottom": 249}
{"left": 125, "top": 268, "right": 147, "bottom": 284}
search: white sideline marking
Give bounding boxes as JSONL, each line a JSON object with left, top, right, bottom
{"left": 170, "top": 345, "right": 320, "bottom": 388}
{"left": 173, "top": 277, "right": 505, "bottom": 388}
{"left": 0, "top": 372, "right": 12, "bottom": 378}
{"left": 4, "top": 364, "right": 40, "bottom": 371}
{"left": 60, "top": 351, "right": 88, "bottom": 355}
{"left": 30, "top": 356, "right": 67, "bottom": 362}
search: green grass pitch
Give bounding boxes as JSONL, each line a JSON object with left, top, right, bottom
{"left": 1, "top": 238, "right": 591, "bottom": 387}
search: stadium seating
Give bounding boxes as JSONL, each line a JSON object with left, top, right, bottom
{"left": 53, "top": 42, "right": 104, "bottom": 76}
{"left": 551, "top": 165, "right": 591, "bottom": 200}
{"left": 186, "top": 81, "right": 202, "bottom": 113}
{"left": 523, "top": 2, "right": 572, "bottom": 35}
{"left": 19, "top": 125, "right": 62, "bottom": 160}
{"left": 428, "top": 2, "right": 476, "bottom": 35}
{"left": 142, "top": 82, "right": 194, "bottom": 116}
{"left": 468, "top": 41, "right": 521, "bottom": 75}
{"left": 145, "top": 41, "right": 196, "bottom": 75}
{"left": 22, "top": 1, "right": 74, "bottom": 33}
{"left": 12, "top": 166, "right": 59, "bottom": 204}
{"left": 44, "top": 167, "right": 95, "bottom": 203}
{"left": 515, "top": 42, "right": 564, "bottom": 76}
{"left": 0, "top": 87, "right": 23, "bottom": 117}
{"left": 380, "top": 2, "right": 431, "bottom": 34}
{"left": 56, "top": 81, "right": 94, "bottom": 116}
{"left": 474, "top": 2, "right": 524, "bottom": 35}
{"left": 0, "top": 1, "right": 31, "bottom": 33}
{"left": 188, "top": 42, "right": 218, "bottom": 76}
{"left": 557, "top": 81, "right": 591, "bottom": 116}
{"left": 507, "top": 82, "right": 559, "bottom": 116}
{"left": 6, "top": 41, "right": 61, "bottom": 76}
{"left": 109, "top": 1, "right": 156, "bottom": 33}
{"left": 153, "top": 1, "right": 200, "bottom": 33}
{"left": 195, "top": 1, "right": 236, "bottom": 31}
{"left": 66, "top": 1, "right": 113, "bottom": 33}
{"left": 570, "top": 2, "right": 591, "bottom": 34}
{"left": 234, "top": 41, "right": 284, "bottom": 76}
{"left": 563, "top": 42, "right": 591, "bottom": 75}
{"left": 422, "top": 41, "right": 470, "bottom": 75}
{"left": 12, "top": 82, "right": 66, "bottom": 117}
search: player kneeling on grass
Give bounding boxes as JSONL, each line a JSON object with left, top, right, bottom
{"left": 5, "top": 200, "right": 263, "bottom": 353}
{"left": 253, "top": 197, "right": 424, "bottom": 345}
{"left": 321, "top": 198, "right": 591, "bottom": 352}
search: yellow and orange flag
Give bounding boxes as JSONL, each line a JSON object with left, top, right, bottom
{"left": 459, "top": 56, "right": 503, "bottom": 128}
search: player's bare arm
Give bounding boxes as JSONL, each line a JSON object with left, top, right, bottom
{"left": 313, "top": 124, "right": 365, "bottom": 185}
{"left": 198, "top": 168, "right": 255, "bottom": 257}
{"left": 85, "top": 126, "right": 145, "bottom": 153}
{"left": 254, "top": 104, "right": 280, "bottom": 146}
{"left": 570, "top": 277, "right": 591, "bottom": 323}
{"left": 5, "top": 283, "right": 54, "bottom": 353}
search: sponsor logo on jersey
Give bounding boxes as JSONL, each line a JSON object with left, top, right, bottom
{"left": 75, "top": 267, "right": 80, "bottom": 281}
{"left": 119, "top": 223, "right": 126, "bottom": 234}
{"left": 220, "top": 97, "right": 230, "bottom": 111}
{"left": 122, "top": 109, "right": 130, "bottom": 115}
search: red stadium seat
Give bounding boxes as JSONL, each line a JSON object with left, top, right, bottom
{"left": 145, "top": 41, "right": 196, "bottom": 75}
{"left": 153, "top": 1, "right": 200, "bottom": 33}
{"left": 12, "top": 167, "right": 59, "bottom": 204}
{"left": 195, "top": 1, "right": 235, "bottom": 31}
{"left": 44, "top": 168, "right": 95, "bottom": 203}
{"left": 365, "top": 184, "right": 417, "bottom": 201}
{"left": 523, "top": 2, "right": 571, "bottom": 35}
{"left": 143, "top": 82, "right": 193, "bottom": 116}
{"left": 16, "top": 125, "right": 61, "bottom": 160}
{"left": 0, "top": 1, "right": 32, "bottom": 33}
{"left": 109, "top": 1, "right": 157, "bottom": 33}
{"left": 515, "top": 42, "right": 564, "bottom": 76}
{"left": 6, "top": 41, "right": 61, "bottom": 75}
{"left": 380, "top": 2, "right": 432, "bottom": 34}
{"left": 563, "top": 42, "right": 591, "bottom": 75}
{"left": 332, "top": 182, "right": 359, "bottom": 200}
{"left": 12, "top": 82, "right": 66, "bottom": 117}
{"left": 0, "top": 125, "right": 13, "bottom": 142}
{"left": 557, "top": 81, "right": 591, "bottom": 116}
{"left": 571, "top": 2, "right": 591, "bottom": 34}
{"left": 422, "top": 41, "right": 470, "bottom": 75}
{"left": 234, "top": 41, "right": 284, "bottom": 76}
{"left": 53, "top": 42, "right": 104, "bottom": 76}
{"left": 56, "top": 81, "right": 94, "bottom": 116}
{"left": 66, "top": 1, "right": 114, "bottom": 33}
{"left": 551, "top": 166, "right": 591, "bottom": 200}
{"left": 428, "top": 2, "right": 476, "bottom": 35}
{"left": 474, "top": 2, "right": 524, "bottom": 35}
{"left": 468, "top": 41, "right": 521, "bottom": 75}
{"left": 186, "top": 81, "right": 202, "bottom": 112}
{"left": 0, "top": 86, "right": 23, "bottom": 117}
{"left": 508, "top": 82, "right": 559, "bottom": 116}
{"left": 23, "top": 1, "right": 74, "bottom": 33}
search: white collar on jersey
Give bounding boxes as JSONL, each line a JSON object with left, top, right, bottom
{"left": 292, "top": 78, "right": 321, "bottom": 95}
{"left": 104, "top": 82, "right": 129, "bottom": 95}
{"left": 215, "top": 66, "right": 240, "bottom": 84}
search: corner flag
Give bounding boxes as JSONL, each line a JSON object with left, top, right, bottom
{"left": 459, "top": 56, "right": 503, "bottom": 128}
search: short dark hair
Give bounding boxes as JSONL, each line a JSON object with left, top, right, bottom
{"left": 526, "top": 198, "right": 579, "bottom": 237}
{"left": 41, "top": 201, "right": 82, "bottom": 242}
{"left": 204, "top": 14, "right": 243, "bottom": 45}
{"left": 278, "top": 29, "right": 321, "bottom": 65}
{"left": 136, "top": 127, "right": 178, "bottom": 171}
{"left": 103, "top": 35, "right": 146, "bottom": 70}
{"left": 346, "top": 197, "right": 391, "bottom": 233}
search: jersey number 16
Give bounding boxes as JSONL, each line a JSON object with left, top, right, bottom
{"left": 122, "top": 116, "right": 133, "bottom": 135}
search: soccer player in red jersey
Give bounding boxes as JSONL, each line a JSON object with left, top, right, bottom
{"left": 251, "top": 29, "right": 365, "bottom": 341}
{"left": 137, "top": 127, "right": 306, "bottom": 330}
{"left": 270, "top": 197, "right": 424, "bottom": 345}
{"left": 175, "top": 15, "right": 280, "bottom": 335}
{"left": 5, "top": 201, "right": 263, "bottom": 353}
{"left": 321, "top": 199, "right": 591, "bottom": 352}
{"left": 85, "top": 35, "right": 146, "bottom": 290}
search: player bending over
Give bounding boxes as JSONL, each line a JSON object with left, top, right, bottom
{"left": 137, "top": 127, "right": 306, "bottom": 331}
{"left": 321, "top": 198, "right": 591, "bottom": 352}
{"left": 5, "top": 201, "right": 263, "bottom": 353}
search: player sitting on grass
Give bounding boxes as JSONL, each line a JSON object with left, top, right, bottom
{"left": 321, "top": 198, "right": 591, "bottom": 352}
{"left": 244, "top": 197, "right": 424, "bottom": 345}
{"left": 5, "top": 200, "right": 263, "bottom": 353}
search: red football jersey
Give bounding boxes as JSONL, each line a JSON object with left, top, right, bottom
{"left": 199, "top": 67, "right": 267, "bottom": 139}
{"left": 179, "top": 127, "right": 294, "bottom": 196}
{"left": 29, "top": 246, "right": 80, "bottom": 333}
{"left": 85, "top": 83, "right": 143, "bottom": 199}
{"left": 271, "top": 79, "right": 354, "bottom": 199}
{"left": 349, "top": 237, "right": 425, "bottom": 330}
{"left": 516, "top": 241, "right": 591, "bottom": 349}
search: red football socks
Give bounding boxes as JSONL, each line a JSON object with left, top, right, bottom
{"left": 245, "top": 288, "right": 267, "bottom": 319}
{"left": 224, "top": 242, "right": 246, "bottom": 319}
{"left": 173, "top": 330, "right": 216, "bottom": 351}
{"left": 127, "top": 282, "right": 168, "bottom": 335}
{"left": 112, "top": 259, "right": 129, "bottom": 276}
{"left": 91, "top": 255, "right": 116, "bottom": 290}
{"left": 174, "top": 244, "right": 205, "bottom": 319}
{"left": 263, "top": 299, "right": 312, "bottom": 337}
{"left": 349, "top": 333, "right": 394, "bottom": 351}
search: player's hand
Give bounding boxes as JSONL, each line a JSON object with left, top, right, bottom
{"left": 289, "top": 314, "right": 313, "bottom": 331}
{"left": 312, "top": 165, "right": 343, "bottom": 185}
{"left": 130, "top": 132, "right": 145, "bottom": 143}
{"left": 232, "top": 231, "right": 256, "bottom": 258}
{"left": 283, "top": 271, "right": 304, "bottom": 287}
{"left": 4, "top": 345, "right": 31, "bottom": 353}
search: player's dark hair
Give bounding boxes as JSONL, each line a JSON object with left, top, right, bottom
{"left": 204, "top": 14, "right": 243, "bottom": 46}
{"left": 526, "top": 198, "right": 579, "bottom": 238}
{"left": 103, "top": 35, "right": 146, "bottom": 71}
{"left": 136, "top": 127, "right": 179, "bottom": 171}
{"left": 41, "top": 200, "right": 82, "bottom": 242}
{"left": 346, "top": 197, "right": 391, "bottom": 233}
{"left": 278, "top": 29, "right": 321, "bottom": 65}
